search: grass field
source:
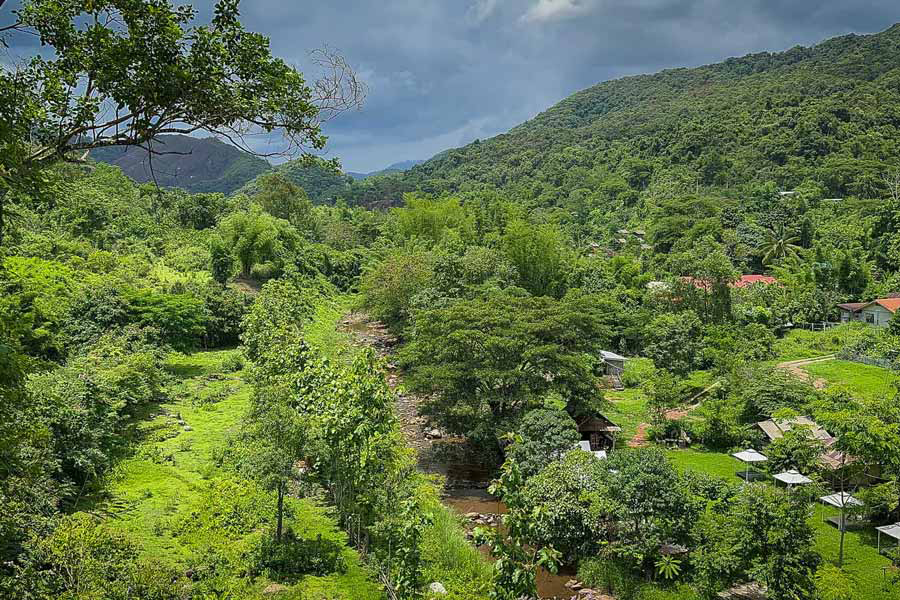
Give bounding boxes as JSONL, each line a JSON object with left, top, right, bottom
{"left": 605, "top": 388, "right": 648, "bottom": 439}
{"left": 801, "top": 359, "right": 898, "bottom": 402}
{"left": 99, "top": 349, "right": 382, "bottom": 599}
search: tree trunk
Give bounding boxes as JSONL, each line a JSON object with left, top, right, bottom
{"left": 838, "top": 505, "right": 845, "bottom": 568}
{"left": 0, "top": 188, "right": 6, "bottom": 248}
{"left": 276, "top": 481, "right": 284, "bottom": 543}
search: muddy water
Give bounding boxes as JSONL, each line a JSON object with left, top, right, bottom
{"left": 443, "top": 489, "right": 579, "bottom": 599}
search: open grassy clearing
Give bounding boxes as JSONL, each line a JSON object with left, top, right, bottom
{"left": 801, "top": 359, "right": 898, "bottom": 402}
{"left": 99, "top": 349, "right": 382, "bottom": 599}
{"left": 773, "top": 325, "right": 865, "bottom": 362}
{"left": 605, "top": 388, "right": 648, "bottom": 439}
{"left": 305, "top": 293, "right": 361, "bottom": 363}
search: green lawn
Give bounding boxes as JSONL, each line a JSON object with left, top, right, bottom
{"left": 666, "top": 448, "right": 742, "bottom": 480}
{"left": 668, "top": 446, "right": 898, "bottom": 599}
{"left": 801, "top": 359, "right": 898, "bottom": 402}
{"left": 605, "top": 388, "right": 648, "bottom": 439}
{"left": 99, "top": 349, "right": 382, "bottom": 599}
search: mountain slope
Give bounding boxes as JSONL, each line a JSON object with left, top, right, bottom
{"left": 341, "top": 24, "right": 900, "bottom": 207}
{"left": 91, "top": 135, "right": 270, "bottom": 195}
{"left": 236, "top": 159, "right": 356, "bottom": 205}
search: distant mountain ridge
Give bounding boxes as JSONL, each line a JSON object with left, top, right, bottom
{"left": 347, "top": 160, "right": 425, "bottom": 180}
{"left": 90, "top": 135, "right": 270, "bottom": 195}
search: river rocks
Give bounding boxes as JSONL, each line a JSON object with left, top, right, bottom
{"left": 425, "top": 428, "right": 443, "bottom": 439}
{"left": 462, "top": 512, "right": 501, "bottom": 527}
{"left": 565, "top": 579, "right": 583, "bottom": 590}
{"left": 183, "top": 425, "right": 193, "bottom": 431}
{"left": 428, "top": 581, "right": 448, "bottom": 595}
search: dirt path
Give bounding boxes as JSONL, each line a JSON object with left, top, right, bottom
{"left": 338, "top": 312, "right": 431, "bottom": 453}
{"left": 777, "top": 355, "right": 836, "bottom": 389}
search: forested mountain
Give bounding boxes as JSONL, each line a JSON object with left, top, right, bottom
{"left": 91, "top": 135, "right": 271, "bottom": 195}
{"left": 339, "top": 24, "right": 900, "bottom": 208}
{"left": 235, "top": 158, "right": 356, "bottom": 204}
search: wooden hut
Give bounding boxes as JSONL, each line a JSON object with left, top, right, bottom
{"left": 577, "top": 414, "right": 622, "bottom": 452}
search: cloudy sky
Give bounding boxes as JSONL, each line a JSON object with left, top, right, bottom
{"left": 5, "top": 1, "right": 900, "bottom": 172}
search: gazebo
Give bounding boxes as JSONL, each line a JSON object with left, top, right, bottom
{"left": 731, "top": 449, "right": 768, "bottom": 482}
{"left": 773, "top": 469, "right": 813, "bottom": 488}
{"left": 819, "top": 492, "right": 864, "bottom": 531}
{"left": 876, "top": 523, "right": 900, "bottom": 555}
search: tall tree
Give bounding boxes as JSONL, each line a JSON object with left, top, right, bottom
{"left": 402, "top": 291, "right": 616, "bottom": 446}
{"left": 0, "top": 0, "right": 364, "bottom": 244}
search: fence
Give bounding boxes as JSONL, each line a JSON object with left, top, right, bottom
{"left": 838, "top": 351, "right": 897, "bottom": 371}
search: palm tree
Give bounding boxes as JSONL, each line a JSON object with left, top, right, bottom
{"left": 760, "top": 225, "right": 802, "bottom": 266}
{"left": 655, "top": 555, "right": 683, "bottom": 580}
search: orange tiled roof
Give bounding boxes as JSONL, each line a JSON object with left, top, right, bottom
{"left": 874, "top": 298, "right": 900, "bottom": 313}
{"left": 733, "top": 275, "right": 778, "bottom": 288}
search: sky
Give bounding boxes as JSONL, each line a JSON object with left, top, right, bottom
{"left": 5, "top": 1, "right": 900, "bottom": 172}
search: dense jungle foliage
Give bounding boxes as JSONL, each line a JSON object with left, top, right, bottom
{"left": 4, "top": 5, "right": 900, "bottom": 600}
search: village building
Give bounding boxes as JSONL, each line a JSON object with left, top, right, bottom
{"left": 837, "top": 297, "right": 900, "bottom": 327}
{"left": 756, "top": 416, "right": 859, "bottom": 474}
{"left": 577, "top": 414, "right": 621, "bottom": 453}
{"left": 756, "top": 415, "right": 833, "bottom": 444}
{"left": 599, "top": 350, "right": 627, "bottom": 376}
{"left": 683, "top": 274, "right": 778, "bottom": 291}
{"left": 733, "top": 274, "right": 778, "bottom": 288}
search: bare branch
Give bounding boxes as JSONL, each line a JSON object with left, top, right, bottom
{"left": 309, "top": 46, "right": 367, "bottom": 123}
{"left": 884, "top": 167, "right": 900, "bottom": 203}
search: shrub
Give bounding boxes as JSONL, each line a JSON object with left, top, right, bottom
{"left": 621, "top": 357, "right": 656, "bottom": 387}
{"left": 578, "top": 557, "right": 642, "bottom": 600}
{"left": 27, "top": 513, "right": 137, "bottom": 599}
{"left": 250, "top": 529, "right": 347, "bottom": 582}
{"left": 221, "top": 353, "right": 244, "bottom": 373}
{"left": 507, "top": 409, "right": 580, "bottom": 479}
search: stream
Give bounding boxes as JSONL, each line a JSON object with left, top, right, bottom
{"left": 339, "top": 313, "right": 581, "bottom": 599}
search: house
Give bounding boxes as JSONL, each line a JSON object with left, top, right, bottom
{"left": 599, "top": 350, "right": 627, "bottom": 376}
{"left": 837, "top": 297, "right": 900, "bottom": 327}
{"left": 756, "top": 416, "right": 857, "bottom": 473}
{"left": 756, "top": 416, "right": 833, "bottom": 444}
{"left": 577, "top": 414, "right": 621, "bottom": 453}
{"left": 576, "top": 440, "right": 608, "bottom": 460}
{"left": 733, "top": 274, "right": 778, "bottom": 288}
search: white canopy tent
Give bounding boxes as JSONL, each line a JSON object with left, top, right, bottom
{"left": 773, "top": 470, "right": 813, "bottom": 487}
{"left": 820, "top": 493, "right": 864, "bottom": 509}
{"left": 819, "top": 493, "right": 864, "bottom": 532}
{"left": 877, "top": 523, "right": 900, "bottom": 554}
{"left": 731, "top": 449, "right": 768, "bottom": 482}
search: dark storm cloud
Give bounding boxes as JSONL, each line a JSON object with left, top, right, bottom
{"left": 4, "top": 1, "right": 900, "bottom": 171}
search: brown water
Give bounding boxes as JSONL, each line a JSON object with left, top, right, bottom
{"left": 443, "top": 489, "right": 579, "bottom": 599}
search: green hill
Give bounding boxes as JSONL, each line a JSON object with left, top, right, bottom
{"left": 91, "top": 135, "right": 270, "bottom": 195}
{"left": 341, "top": 24, "right": 900, "bottom": 207}
{"left": 235, "top": 159, "right": 355, "bottom": 205}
